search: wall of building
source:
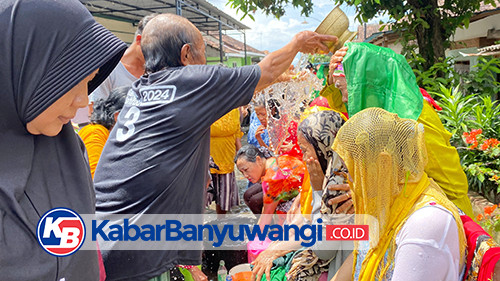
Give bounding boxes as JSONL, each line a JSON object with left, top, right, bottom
{"left": 94, "top": 16, "right": 136, "bottom": 44}
{"left": 206, "top": 56, "right": 247, "bottom": 67}
{"left": 452, "top": 13, "right": 500, "bottom": 42}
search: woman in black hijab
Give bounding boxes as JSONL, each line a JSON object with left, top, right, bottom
{"left": 0, "top": 0, "right": 126, "bottom": 280}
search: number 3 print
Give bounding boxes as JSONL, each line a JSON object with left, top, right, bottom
{"left": 116, "top": 106, "right": 140, "bottom": 142}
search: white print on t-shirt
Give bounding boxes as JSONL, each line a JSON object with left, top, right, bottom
{"left": 116, "top": 106, "right": 140, "bottom": 142}
{"left": 116, "top": 85, "right": 176, "bottom": 142}
{"left": 139, "top": 85, "right": 176, "bottom": 104}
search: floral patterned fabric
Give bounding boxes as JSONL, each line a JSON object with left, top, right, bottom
{"left": 261, "top": 155, "right": 305, "bottom": 205}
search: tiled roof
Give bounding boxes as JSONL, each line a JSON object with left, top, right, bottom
{"left": 478, "top": 44, "right": 500, "bottom": 52}
{"left": 353, "top": 24, "right": 388, "bottom": 42}
{"left": 362, "top": 1, "right": 500, "bottom": 44}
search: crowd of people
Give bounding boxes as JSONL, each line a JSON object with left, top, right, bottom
{"left": 1, "top": 0, "right": 499, "bottom": 281}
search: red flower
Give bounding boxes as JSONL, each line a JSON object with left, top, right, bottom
{"left": 463, "top": 132, "right": 474, "bottom": 144}
{"left": 488, "top": 138, "right": 500, "bottom": 148}
{"left": 470, "top": 141, "right": 478, "bottom": 150}
{"left": 480, "top": 140, "right": 490, "bottom": 151}
{"left": 477, "top": 214, "right": 484, "bottom": 221}
{"left": 484, "top": 205, "right": 497, "bottom": 216}
{"left": 463, "top": 129, "right": 484, "bottom": 145}
{"left": 471, "top": 129, "right": 483, "bottom": 136}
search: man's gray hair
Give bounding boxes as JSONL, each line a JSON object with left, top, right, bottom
{"left": 141, "top": 14, "right": 202, "bottom": 72}
{"left": 135, "top": 14, "right": 157, "bottom": 37}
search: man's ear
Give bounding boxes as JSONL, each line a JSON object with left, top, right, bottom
{"left": 180, "top": 44, "right": 191, "bottom": 66}
{"left": 135, "top": 34, "right": 142, "bottom": 44}
{"left": 114, "top": 111, "right": 120, "bottom": 123}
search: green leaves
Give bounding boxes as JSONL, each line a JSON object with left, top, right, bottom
{"left": 470, "top": 96, "right": 500, "bottom": 137}
{"left": 432, "top": 85, "right": 475, "bottom": 145}
{"left": 431, "top": 81, "right": 500, "bottom": 204}
{"left": 226, "top": 0, "right": 313, "bottom": 19}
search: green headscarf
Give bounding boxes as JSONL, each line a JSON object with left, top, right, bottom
{"left": 343, "top": 42, "right": 423, "bottom": 120}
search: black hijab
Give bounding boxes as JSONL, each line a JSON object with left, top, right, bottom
{"left": 0, "top": 0, "right": 126, "bottom": 280}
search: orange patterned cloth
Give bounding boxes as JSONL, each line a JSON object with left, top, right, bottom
{"left": 78, "top": 124, "right": 110, "bottom": 178}
{"left": 261, "top": 155, "right": 306, "bottom": 204}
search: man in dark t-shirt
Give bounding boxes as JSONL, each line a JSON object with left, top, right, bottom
{"left": 93, "top": 13, "right": 337, "bottom": 281}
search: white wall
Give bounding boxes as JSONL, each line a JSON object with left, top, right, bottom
{"left": 452, "top": 13, "right": 500, "bottom": 41}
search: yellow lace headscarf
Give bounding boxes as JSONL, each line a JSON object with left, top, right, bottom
{"left": 332, "top": 108, "right": 465, "bottom": 280}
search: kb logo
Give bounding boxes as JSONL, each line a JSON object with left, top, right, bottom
{"left": 37, "top": 208, "right": 85, "bottom": 256}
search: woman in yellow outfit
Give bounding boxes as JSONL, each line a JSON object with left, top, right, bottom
{"left": 332, "top": 107, "right": 466, "bottom": 281}
{"left": 78, "top": 86, "right": 128, "bottom": 178}
{"left": 321, "top": 43, "right": 473, "bottom": 217}
{"left": 209, "top": 108, "right": 243, "bottom": 214}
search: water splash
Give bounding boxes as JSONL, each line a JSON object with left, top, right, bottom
{"left": 258, "top": 53, "right": 323, "bottom": 155}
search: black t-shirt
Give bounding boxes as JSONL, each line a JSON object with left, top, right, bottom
{"left": 94, "top": 64, "right": 260, "bottom": 280}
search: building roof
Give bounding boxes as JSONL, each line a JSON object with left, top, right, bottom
{"left": 203, "top": 33, "right": 266, "bottom": 59}
{"left": 80, "top": 0, "right": 249, "bottom": 32}
{"left": 363, "top": 1, "right": 500, "bottom": 44}
{"left": 206, "top": 31, "right": 265, "bottom": 55}
{"left": 353, "top": 24, "right": 388, "bottom": 42}
{"left": 478, "top": 43, "right": 500, "bottom": 52}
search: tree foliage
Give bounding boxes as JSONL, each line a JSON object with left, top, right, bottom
{"left": 227, "top": 0, "right": 498, "bottom": 70}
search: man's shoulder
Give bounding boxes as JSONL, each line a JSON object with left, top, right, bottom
{"left": 183, "top": 64, "right": 259, "bottom": 74}
{"left": 110, "top": 62, "right": 137, "bottom": 83}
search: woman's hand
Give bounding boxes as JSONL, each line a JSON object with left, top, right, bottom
{"left": 187, "top": 266, "right": 208, "bottom": 281}
{"left": 255, "top": 125, "right": 266, "bottom": 137}
{"left": 330, "top": 252, "right": 353, "bottom": 281}
{"left": 258, "top": 200, "right": 280, "bottom": 228}
{"left": 328, "top": 46, "right": 348, "bottom": 85}
{"left": 286, "top": 194, "right": 304, "bottom": 226}
{"left": 279, "top": 141, "right": 294, "bottom": 154}
{"left": 251, "top": 249, "right": 279, "bottom": 281}
{"left": 305, "top": 156, "right": 325, "bottom": 191}
{"left": 327, "top": 183, "right": 354, "bottom": 214}
{"left": 255, "top": 125, "right": 268, "bottom": 148}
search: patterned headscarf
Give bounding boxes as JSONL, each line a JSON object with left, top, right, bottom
{"left": 298, "top": 110, "right": 348, "bottom": 215}
{"left": 298, "top": 110, "right": 345, "bottom": 174}
{"left": 288, "top": 111, "right": 348, "bottom": 281}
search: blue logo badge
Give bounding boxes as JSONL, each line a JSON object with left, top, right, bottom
{"left": 37, "top": 207, "right": 85, "bottom": 256}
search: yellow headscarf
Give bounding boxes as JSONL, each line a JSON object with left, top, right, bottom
{"left": 332, "top": 108, "right": 465, "bottom": 280}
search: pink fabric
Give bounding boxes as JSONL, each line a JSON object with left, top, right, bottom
{"left": 461, "top": 215, "right": 488, "bottom": 276}
{"left": 280, "top": 121, "right": 303, "bottom": 159}
{"left": 247, "top": 238, "right": 272, "bottom": 263}
{"left": 310, "top": 96, "right": 331, "bottom": 108}
{"left": 178, "top": 265, "right": 196, "bottom": 269}
{"left": 479, "top": 248, "right": 500, "bottom": 281}
{"left": 420, "top": 88, "right": 442, "bottom": 111}
{"left": 97, "top": 242, "right": 106, "bottom": 281}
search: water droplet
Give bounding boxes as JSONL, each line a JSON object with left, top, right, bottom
{"left": 412, "top": 267, "right": 416, "bottom": 271}
{"left": 418, "top": 252, "right": 423, "bottom": 257}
